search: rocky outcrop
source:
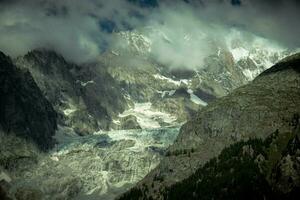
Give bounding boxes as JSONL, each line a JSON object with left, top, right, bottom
{"left": 119, "top": 115, "right": 142, "bottom": 130}
{"left": 0, "top": 51, "right": 57, "bottom": 150}
{"left": 12, "top": 32, "right": 288, "bottom": 131}
{"left": 122, "top": 53, "right": 300, "bottom": 199}
{"left": 15, "top": 49, "right": 128, "bottom": 133}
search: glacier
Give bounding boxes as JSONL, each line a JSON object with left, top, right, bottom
{"left": 10, "top": 126, "right": 180, "bottom": 200}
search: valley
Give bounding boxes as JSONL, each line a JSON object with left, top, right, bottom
{"left": 0, "top": 13, "right": 299, "bottom": 200}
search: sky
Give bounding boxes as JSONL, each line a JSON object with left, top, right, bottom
{"left": 0, "top": 0, "right": 299, "bottom": 65}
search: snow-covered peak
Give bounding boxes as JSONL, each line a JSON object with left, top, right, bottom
{"left": 115, "top": 30, "right": 152, "bottom": 55}
{"left": 230, "top": 47, "right": 250, "bottom": 61}
{"left": 225, "top": 29, "right": 288, "bottom": 67}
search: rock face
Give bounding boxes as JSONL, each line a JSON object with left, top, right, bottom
{"left": 11, "top": 26, "right": 289, "bottom": 133}
{"left": 119, "top": 115, "right": 142, "bottom": 130}
{"left": 15, "top": 49, "right": 128, "bottom": 133}
{"left": 121, "top": 53, "right": 300, "bottom": 199}
{"left": 100, "top": 28, "right": 290, "bottom": 124}
{"left": 0, "top": 51, "right": 57, "bottom": 150}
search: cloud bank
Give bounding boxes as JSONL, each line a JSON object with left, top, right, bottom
{"left": 0, "top": 0, "right": 299, "bottom": 65}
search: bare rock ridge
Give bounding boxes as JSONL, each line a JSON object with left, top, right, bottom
{"left": 259, "top": 53, "right": 300, "bottom": 76}
{"left": 10, "top": 34, "right": 289, "bottom": 133}
{"left": 15, "top": 49, "right": 128, "bottom": 134}
{"left": 0, "top": 51, "right": 57, "bottom": 150}
{"left": 119, "top": 53, "right": 300, "bottom": 199}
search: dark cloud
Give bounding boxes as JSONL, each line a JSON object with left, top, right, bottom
{"left": 0, "top": 0, "right": 299, "bottom": 64}
{"left": 128, "top": 0, "right": 159, "bottom": 8}
{"left": 99, "top": 19, "right": 117, "bottom": 33}
{"left": 231, "top": 0, "right": 241, "bottom": 6}
{"left": 45, "top": 4, "right": 69, "bottom": 17}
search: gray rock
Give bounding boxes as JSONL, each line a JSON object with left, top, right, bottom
{"left": 131, "top": 53, "right": 300, "bottom": 198}
{"left": 0, "top": 51, "right": 57, "bottom": 150}
{"left": 119, "top": 115, "right": 141, "bottom": 130}
{"left": 15, "top": 49, "right": 128, "bottom": 132}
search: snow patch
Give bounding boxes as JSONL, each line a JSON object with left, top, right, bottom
{"left": 112, "top": 119, "right": 121, "bottom": 125}
{"left": 183, "top": 34, "right": 191, "bottom": 42}
{"left": 157, "top": 90, "right": 176, "bottom": 98}
{"left": 231, "top": 47, "right": 249, "bottom": 62}
{"left": 242, "top": 69, "right": 261, "bottom": 81}
{"left": 119, "top": 102, "right": 177, "bottom": 129}
{"left": 0, "top": 172, "right": 12, "bottom": 183}
{"left": 63, "top": 105, "right": 77, "bottom": 116}
{"left": 118, "top": 31, "right": 152, "bottom": 54}
{"left": 153, "top": 74, "right": 189, "bottom": 86}
{"left": 217, "top": 47, "right": 221, "bottom": 57}
{"left": 94, "top": 127, "right": 180, "bottom": 152}
{"left": 50, "top": 156, "right": 59, "bottom": 162}
{"left": 80, "top": 80, "right": 95, "bottom": 87}
{"left": 187, "top": 89, "right": 207, "bottom": 106}
{"left": 111, "top": 51, "right": 119, "bottom": 56}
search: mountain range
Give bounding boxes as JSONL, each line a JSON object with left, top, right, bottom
{"left": 0, "top": 27, "right": 299, "bottom": 200}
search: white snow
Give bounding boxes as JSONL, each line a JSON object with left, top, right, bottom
{"left": 119, "top": 31, "right": 152, "bottom": 54}
{"left": 158, "top": 31, "right": 172, "bottom": 44}
{"left": 157, "top": 90, "right": 176, "bottom": 98}
{"left": 190, "top": 94, "right": 207, "bottom": 106}
{"left": 0, "top": 172, "right": 12, "bottom": 183}
{"left": 184, "top": 34, "right": 191, "bottom": 42}
{"left": 62, "top": 101, "right": 78, "bottom": 116}
{"left": 94, "top": 126, "right": 180, "bottom": 152}
{"left": 63, "top": 107, "right": 77, "bottom": 116}
{"left": 153, "top": 74, "right": 190, "bottom": 86}
{"left": 180, "top": 79, "right": 190, "bottom": 85}
{"left": 217, "top": 47, "right": 221, "bottom": 57}
{"left": 119, "top": 102, "right": 177, "bottom": 129}
{"left": 80, "top": 80, "right": 95, "bottom": 87}
{"left": 231, "top": 47, "right": 249, "bottom": 62}
{"left": 111, "top": 51, "right": 119, "bottom": 56}
{"left": 226, "top": 28, "right": 288, "bottom": 68}
{"left": 242, "top": 69, "right": 261, "bottom": 81}
{"left": 112, "top": 119, "right": 121, "bottom": 125}
{"left": 187, "top": 89, "right": 207, "bottom": 106}
{"left": 50, "top": 156, "right": 59, "bottom": 162}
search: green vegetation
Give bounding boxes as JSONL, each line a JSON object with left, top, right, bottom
{"left": 119, "top": 187, "right": 145, "bottom": 200}
{"left": 162, "top": 128, "right": 299, "bottom": 200}
{"left": 164, "top": 139, "right": 270, "bottom": 200}
{"left": 165, "top": 148, "right": 195, "bottom": 157}
{"left": 119, "top": 124, "right": 300, "bottom": 200}
{"left": 0, "top": 131, "right": 39, "bottom": 171}
{"left": 263, "top": 130, "right": 294, "bottom": 182}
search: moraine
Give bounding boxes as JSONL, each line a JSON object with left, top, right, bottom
{"left": 10, "top": 126, "right": 180, "bottom": 200}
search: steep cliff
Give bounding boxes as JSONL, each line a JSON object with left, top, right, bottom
{"left": 15, "top": 49, "right": 128, "bottom": 134}
{"left": 0, "top": 51, "right": 57, "bottom": 150}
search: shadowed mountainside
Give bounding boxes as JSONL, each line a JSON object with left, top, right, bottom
{"left": 0, "top": 51, "right": 57, "bottom": 150}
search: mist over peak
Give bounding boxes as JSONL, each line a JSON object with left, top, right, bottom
{"left": 0, "top": 0, "right": 299, "bottom": 66}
